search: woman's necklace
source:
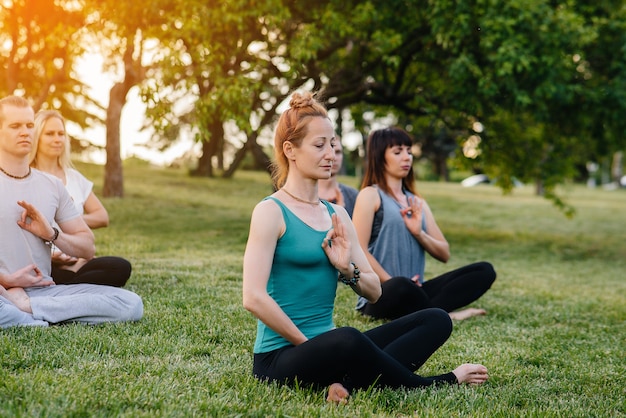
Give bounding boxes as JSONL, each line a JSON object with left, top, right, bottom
{"left": 281, "top": 188, "right": 320, "bottom": 206}
{"left": 0, "top": 166, "right": 31, "bottom": 179}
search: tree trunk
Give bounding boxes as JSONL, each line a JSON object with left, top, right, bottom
{"left": 611, "top": 151, "right": 623, "bottom": 185}
{"left": 222, "top": 132, "right": 272, "bottom": 179}
{"left": 103, "top": 82, "right": 126, "bottom": 197}
{"left": 217, "top": 136, "right": 224, "bottom": 171}
{"left": 432, "top": 153, "right": 450, "bottom": 181}
{"left": 250, "top": 141, "right": 272, "bottom": 174}
{"left": 194, "top": 140, "right": 214, "bottom": 177}
{"left": 192, "top": 120, "right": 224, "bottom": 177}
{"left": 102, "top": 33, "right": 143, "bottom": 197}
{"left": 535, "top": 179, "right": 545, "bottom": 196}
{"left": 222, "top": 139, "right": 250, "bottom": 179}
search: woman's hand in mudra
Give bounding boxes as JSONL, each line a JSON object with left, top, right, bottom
{"left": 321, "top": 213, "right": 351, "bottom": 273}
{"left": 401, "top": 195, "right": 424, "bottom": 237}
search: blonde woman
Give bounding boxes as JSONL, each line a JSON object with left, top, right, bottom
{"left": 30, "top": 110, "right": 131, "bottom": 287}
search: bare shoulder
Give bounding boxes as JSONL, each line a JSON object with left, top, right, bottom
{"left": 355, "top": 186, "right": 380, "bottom": 209}
{"left": 358, "top": 186, "right": 379, "bottom": 197}
{"left": 249, "top": 196, "right": 285, "bottom": 234}
{"left": 251, "top": 196, "right": 283, "bottom": 220}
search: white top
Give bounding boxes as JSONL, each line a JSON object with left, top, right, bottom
{"left": 64, "top": 168, "right": 93, "bottom": 214}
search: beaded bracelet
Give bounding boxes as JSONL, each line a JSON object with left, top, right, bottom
{"left": 338, "top": 262, "right": 360, "bottom": 286}
{"left": 43, "top": 227, "right": 59, "bottom": 247}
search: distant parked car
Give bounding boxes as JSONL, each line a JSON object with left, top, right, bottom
{"left": 461, "top": 174, "right": 523, "bottom": 188}
{"left": 461, "top": 174, "right": 490, "bottom": 187}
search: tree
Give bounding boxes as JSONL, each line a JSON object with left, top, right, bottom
{"left": 81, "top": 1, "right": 158, "bottom": 197}
{"left": 0, "top": 0, "right": 100, "bottom": 128}
{"left": 313, "top": 0, "right": 625, "bottom": 213}
{"left": 103, "top": 32, "right": 145, "bottom": 197}
{"left": 138, "top": 0, "right": 297, "bottom": 178}
{"left": 14, "top": 0, "right": 618, "bottom": 213}
{"left": 426, "top": 0, "right": 626, "bottom": 209}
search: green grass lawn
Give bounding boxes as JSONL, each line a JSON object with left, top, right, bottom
{"left": 2, "top": 160, "right": 624, "bottom": 417}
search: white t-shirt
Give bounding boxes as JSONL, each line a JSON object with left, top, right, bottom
{"left": 0, "top": 168, "right": 80, "bottom": 281}
{"left": 64, "top": 168, "right": 93, "bottom": 214}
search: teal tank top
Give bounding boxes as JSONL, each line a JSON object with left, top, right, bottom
{"left": 254, "top": 197, "right": 338, "bottom": 353}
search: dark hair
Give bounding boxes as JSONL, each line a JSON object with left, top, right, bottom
{"left": 361, "top": 127, "right": 418, "bottom": 196}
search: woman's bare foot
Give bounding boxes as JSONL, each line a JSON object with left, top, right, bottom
{"left": 326, "top": 383, "right": 349, "bottom": 404}
{"left": 449, "top": 308, "right": 487, "bottom": 321}
{"left": 0, "top": 286, "right": 32, "bottom": 313}
{"left": 452, "top": 363, "right": 489, "bottom": 385}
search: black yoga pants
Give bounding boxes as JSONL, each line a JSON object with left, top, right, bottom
{"left": 52, "top": 256, "right": 132, "bottom": 287}
{"left": 362, "top": 261, "right": 496, "bottom": 320}
{"left": 253, "top": 308, "right": 457, "bottom": 393}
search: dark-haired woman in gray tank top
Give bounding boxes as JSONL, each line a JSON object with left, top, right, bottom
{"left": 353, "top": 127, "right": 496, "bottom": 321}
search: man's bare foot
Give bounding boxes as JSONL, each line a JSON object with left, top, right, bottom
{"left": 326, "top": 383, "right": 349, "bottom": 404}
{"left": 0, "top": 285, "right": 11, "bottom": 301}
{"left": 449, "top": 308, "right": 487, "bottom": 321}
{"left": 452, "top": 363, "right": 489, "bottom": 385}
{"left": 0, "top": 286, "right": 32, "bottom": 313}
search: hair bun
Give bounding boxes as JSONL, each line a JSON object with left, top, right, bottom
{"left": 289, "top": 92, "right": 315, "bottom": 109}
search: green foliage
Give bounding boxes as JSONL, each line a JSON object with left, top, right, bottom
{"left": 3, "top": 1, "right": 625, "bottom": 199}
{"left": 1, "top": 163, "right": 624, "bottom": 416}
{"left": 140, "top": 0, "right": 293, "bottom": 126}
{"left": 0, "top": 0, "right": 100, "bottom": 123}
{"left": 471, "top": 109, "right": 584, "bottom": 215}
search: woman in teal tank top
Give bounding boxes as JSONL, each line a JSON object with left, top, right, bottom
{"left": 242, "top": 92, "right": 489, "bottom": 404}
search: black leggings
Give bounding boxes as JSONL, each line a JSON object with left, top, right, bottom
{"left": 362, "top": 261, "right": 496, "bottom": 320}
{"left": 253, "top": 308, "right": 457, "bottom": 393}
{"left": 52, "top": 256, "right": 132, "bottom": 287}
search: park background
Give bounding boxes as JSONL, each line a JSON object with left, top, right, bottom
{"left": 2, "top": 0, "right": 625, "bottom": 206}
{"left": 1, "top": 1, "right": 625, "bottom": 416}
{"left": 1, "top": 162, "right": 624, "bottom": 416}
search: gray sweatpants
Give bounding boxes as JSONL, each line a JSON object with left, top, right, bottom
{"left": 1, "top": 296, "right": 49, "bottom": 328}
{"left": 25, "top": 284, "right": 143, "bottom": 325}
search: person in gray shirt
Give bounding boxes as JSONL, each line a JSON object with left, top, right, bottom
{"left": 0, "top": 95, "right": 143, "bottom": 328}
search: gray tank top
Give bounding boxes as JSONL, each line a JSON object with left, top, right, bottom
{"left": 356, "top": 187, "right": 427, "bottom": 309}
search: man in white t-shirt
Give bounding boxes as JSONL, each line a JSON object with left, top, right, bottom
{"left": 0, "top": 95, "right": 143, "bottom": 328}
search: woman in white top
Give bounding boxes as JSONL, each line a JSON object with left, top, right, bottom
{"left": 30, "top": 110, "right": 131, "bottom": 287}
